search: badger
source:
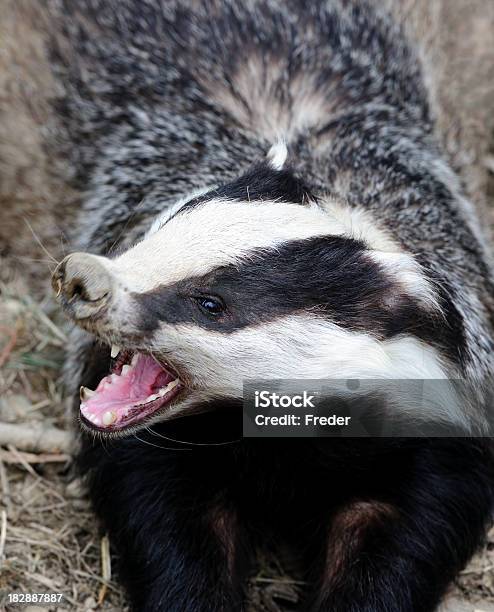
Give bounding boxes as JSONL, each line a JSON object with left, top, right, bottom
{"left": 3, "top": 0, "right": 494, "bottom": 609}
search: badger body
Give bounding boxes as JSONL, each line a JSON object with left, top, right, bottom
{"left": 6, "top": 0, "right": 494, "bottom": 610}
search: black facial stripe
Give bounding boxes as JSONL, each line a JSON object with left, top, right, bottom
{"left": 166, "top": 161, "right": 314, "bottom": 223}
{"left": 132, "top": 236, "right": 466, "bottom": 364}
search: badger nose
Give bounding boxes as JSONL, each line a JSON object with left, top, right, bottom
{"left": 52, "top": 252, "right": 112, "bottom": 319}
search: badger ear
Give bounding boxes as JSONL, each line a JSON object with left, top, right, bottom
{"left": 266, "top": 140, "right": 288, "bottom": 171}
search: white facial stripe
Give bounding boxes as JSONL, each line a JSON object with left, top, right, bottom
{"left": 322, "top": 200, "right": 400, "bottom": 252}
{"left": 322, "top": 199, "right": 439, "bottom": 307}
{"left": 369, "top": 251, "right": 439, "bottom": 309}
{"left": 152, "top": 315, "right": 449, "bottom": 386}
{"left": 112, "top": 199, "right": 348, "bottom": 291}
{"left": 147, "top": 314, "right": 468, "bottom": 428}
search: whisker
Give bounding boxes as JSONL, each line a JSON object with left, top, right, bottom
{"left": 10, "top": 255, "right": 54, "bottom": 263}
{"left": 147, "top": 426, "right": 241, "bottom": 447}
{"left": 23, "top": 218, "right": 60, "bottom": 265}
{"left": 9, "top": 255, "right": 57, "bottom": 274}
{"left": 11, "top": 255, "right": 57, "bottom": 265}
{"left": 133, "top": 431, "right": 192, "bottom": 451}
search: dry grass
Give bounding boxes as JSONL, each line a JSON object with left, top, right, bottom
{"left": 0, "top": 262, "right": 128, "bottom": 611}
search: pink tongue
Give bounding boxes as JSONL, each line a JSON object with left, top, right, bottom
{"left": 81, "top": 354, "right": 173, "bottom": 425}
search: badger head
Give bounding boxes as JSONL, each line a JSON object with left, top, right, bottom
{"left": 52, "top": 144, "right": 456, "bottom": 435}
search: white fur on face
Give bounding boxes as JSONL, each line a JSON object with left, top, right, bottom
{"left": 144, "top": 313, "right": 469, "bottom": 429}
{"left": 151, "top": 315, "right": 449, "bottom": 387}
{"left": 110, "top": 198, "right": 349, "bottom": 291}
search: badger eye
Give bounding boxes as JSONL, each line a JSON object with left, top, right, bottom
{"left": 195, "top": 296, "right": 225, "bottom": 316}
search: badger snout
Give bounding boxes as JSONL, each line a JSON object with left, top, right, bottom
{"left": 52, "top": 252, "right": 113, "bottom": 320}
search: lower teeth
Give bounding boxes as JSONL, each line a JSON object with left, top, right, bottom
{"left": 138, "top": 379, "right": 180, "bottom": 406}
{"left": 164, "top": 379, "right": 180, "bottom": 393}
{"left": 102, "top": 411, "right": 117, "bottom": 425}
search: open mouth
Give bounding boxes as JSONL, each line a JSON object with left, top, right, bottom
{"left": 80, "top": 346, "right": 184, "bottom": 432}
